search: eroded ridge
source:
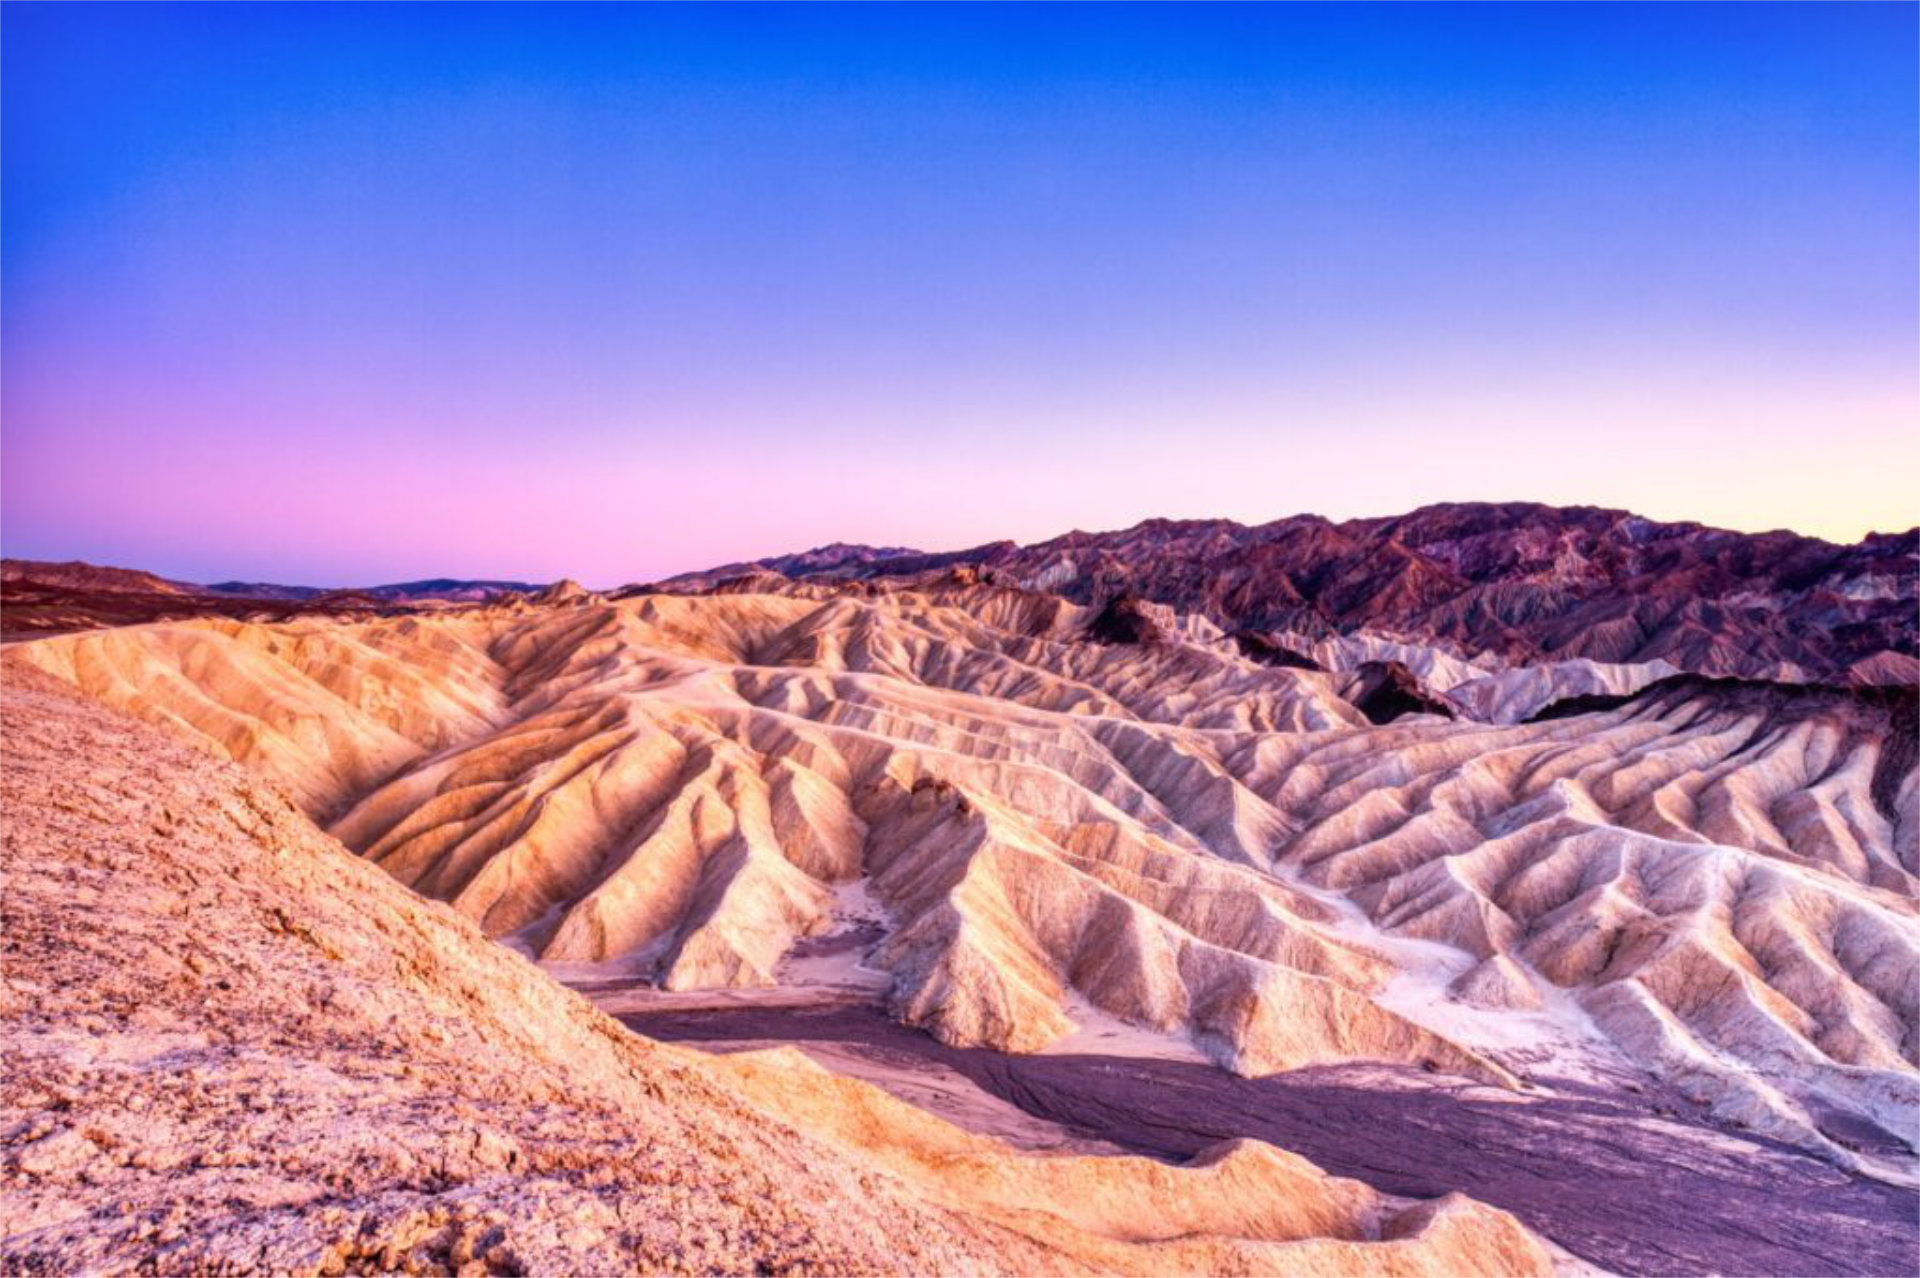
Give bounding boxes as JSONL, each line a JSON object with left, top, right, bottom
{"left": 0, "top": 673, "right": 1554, "bottom": 1277}
{"left": 8, "top": 580, "right": 1916, "bottom": 1168}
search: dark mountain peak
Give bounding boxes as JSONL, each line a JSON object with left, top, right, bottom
{"left": 700, "top": 501, "right": 1915, "bottom": 685}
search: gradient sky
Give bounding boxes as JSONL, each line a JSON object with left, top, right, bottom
{"left": 4, "top": 3, "right": 1916, "bottom": 587}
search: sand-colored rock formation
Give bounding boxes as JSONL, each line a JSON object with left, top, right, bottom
{"left": 7, "top": 579, "right": 1916, "bottom": 1169}
{"left": 712, "top": 1050, "right": 1551, "bottom": 1278}
{"left": 0, "top": 672, "right": 1553, "bottom": 1277}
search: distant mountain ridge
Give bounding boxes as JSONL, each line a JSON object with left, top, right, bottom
{"left": 0, "top": 558, "right": 200, "bottom": 597}
{"left": 677, "top": 542, "right": 927, "bottom": 583}
{"left": 667, "top": 502, "right": 1919, "bottom": 686}
{"left": 203, "top": 577, "right": 540, "bottom": 603}
{"left": 0, "top": 560, "right": 540, "bottom": 604}
{"left": 11, "top": 501, "right": 1916, "bottom": 684}
{"left": 0, "top": 559, "right": 544, "bottom": 639}
{"left": 201, "top": 580, "right": 330, "bottom": 601}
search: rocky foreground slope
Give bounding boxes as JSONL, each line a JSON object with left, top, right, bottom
{"left": 0, "top": 672, "right": 1553, "bottom": 1276}
{"left": 7, "top": 578, "right": 1915, "bottom": 1175}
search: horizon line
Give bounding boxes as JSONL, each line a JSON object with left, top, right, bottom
{"left": 8, "top": 496, "right": 1914, "bottom": 594}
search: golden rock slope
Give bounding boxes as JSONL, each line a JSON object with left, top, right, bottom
{"left": 8, "top": 581, "right": 1915, "bottom": 1169}
{"left": 0, "top": 671, "right": 1552, "bottom": 1277}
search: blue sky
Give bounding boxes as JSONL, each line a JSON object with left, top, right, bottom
{"left": 4, "top": 3, "right": 1915, "bottom": 585}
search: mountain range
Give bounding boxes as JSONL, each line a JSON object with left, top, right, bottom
{"left": 665, "top": 502, "right": 1919, "bottom": 688}
{"left": 12, "top": 502, "right": 1914, "bottom": 691}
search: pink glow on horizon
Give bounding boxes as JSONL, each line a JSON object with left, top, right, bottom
{"left": 6, "top": 334, "right": 1914, "bottom": 588}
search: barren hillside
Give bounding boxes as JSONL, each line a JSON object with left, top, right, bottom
{"left": 8, "top": 579, "right": 1914, "bottom": 1175}
{"left": 0, "top": 671, "right": 1553, "bottom": 1276}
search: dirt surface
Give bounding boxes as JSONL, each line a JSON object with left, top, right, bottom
{"left": 623, "top": 1004, "right": 1920, "bottom": 1278}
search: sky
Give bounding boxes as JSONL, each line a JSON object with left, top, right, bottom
{"left": 4, "top": 3, "right": 1915, "bottom": 587}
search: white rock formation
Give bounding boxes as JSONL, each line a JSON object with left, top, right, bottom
{"left": 8, "top": 580, "right": 1914, "bottom": 1168}
{"left": 0, "top": 670, "right": 1556, "bottom": 1277}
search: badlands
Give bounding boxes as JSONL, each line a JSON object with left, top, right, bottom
{"left": 1, "top": 507, "right": 1916, "bottom": 1277}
